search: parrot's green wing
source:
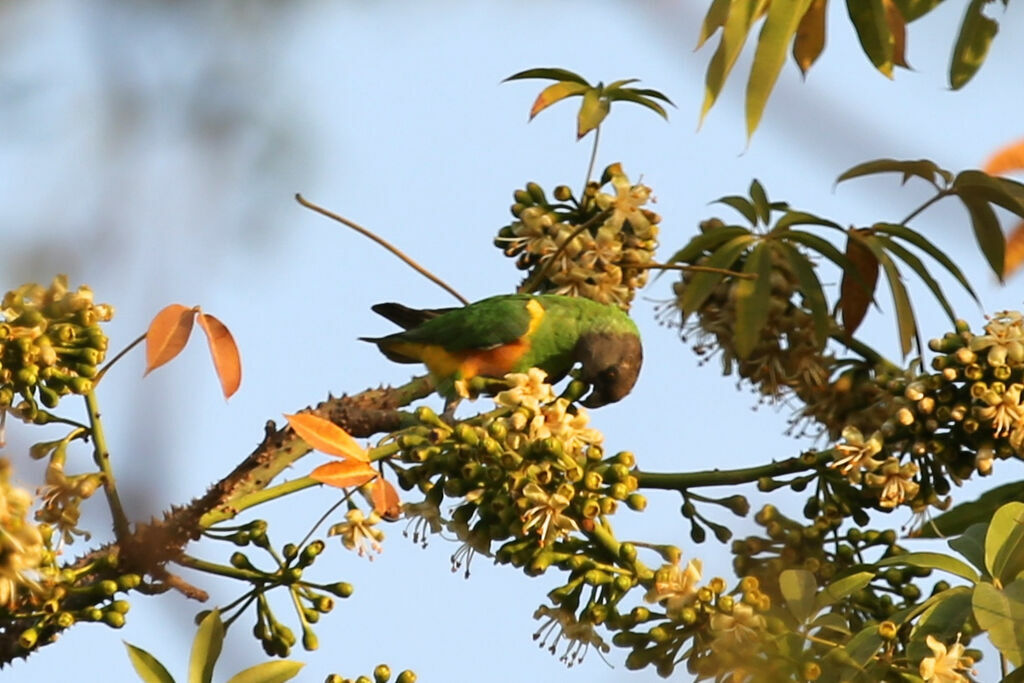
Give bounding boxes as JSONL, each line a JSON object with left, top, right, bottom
{"left": 384, "top": 294, "right": 537, "bottom": 350}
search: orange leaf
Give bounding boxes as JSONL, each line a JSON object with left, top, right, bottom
{"left": 1005, "top": 221, "right": 1024, "bottom": 278}
{"left": 839, "top": 230, "right": 880, "bottom": 337}
{"left": 883, "top": 0, "right": 909, "bottom": 68}
{"left": 145, "top": 304, "right": 196, "bottom": 375}
{"left": 371, "top": 478, "right": 402, "bottom": 520}
{"left": 310, "top": 460, "right": 377, "bottom": 489}
{"left": 284, "top": 413, "right": 369, "bottom": 462}
{"left": 793, "top": 0, "right": 827, "bottom": 76}
{"left": 196, "top": 312, "right": 242, "bottom": 399}
{"left": 984, "top": 138, "right": 1024, "bottom": 176}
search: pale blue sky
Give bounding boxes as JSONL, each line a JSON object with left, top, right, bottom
{"left": 1, "top": 1, "right": 1022, "bottom": 681}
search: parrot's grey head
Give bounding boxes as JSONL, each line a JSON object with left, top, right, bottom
{"left": 575, "top": 331, "right": 643, "bottom": 408}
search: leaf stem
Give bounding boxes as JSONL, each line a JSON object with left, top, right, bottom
{"left": 899, "top": 190, "right": 952, "bottom": 226}
{"left": 295, "top": 193, "right": 469, "bottom": 306}
{"left": 176, "top": 554, "right": 265, "bottom": 582}
{"left": 582, "top": 125, "right": 601, "bottom": 194}
{"left": 636, "top": 451, "right": 833, "bottom": 491}
{"left": 633, "top": 262, "right": 756, "bottom": 279}
{"left": 93, "top": 333, "right": 146, "bottom": 386}
{"left": 829, "top": 332, "right": 900, "bottom": 373}
{"left": 84, "top": 391, "right": 130, "bottom": 540}
{"left": 200, "top": 476, "right": 323, "bottom": 528}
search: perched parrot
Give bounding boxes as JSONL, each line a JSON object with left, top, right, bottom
{"left": 360, "top": 294, "right": 642, "bottom": 408}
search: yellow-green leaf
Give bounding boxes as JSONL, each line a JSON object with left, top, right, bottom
{"left": 701, "top": 0, "right": 763, "bottom": 126}
{"left": 577, "top": 87, "right": 609, "bottom": 139}
{"left": 189, "top": 609, "right": 224, "bottom": 683}
{"left": 125, "top": 642, "right": 176, "bottom": 683}
{"left": 959, "top": 193, "right": 1006, "bottom": 282}
{"left": 814, "top": 571, "right": 873, "bottom": 611}
{"left": 678, "top": 234, "right": 757, "bottom": 318}
{"left": 913, "top": 482, "right": 1024, "bottom": 538}
{"left": 780, "top": 568, "right": 818, "bottom": 624}
{"left": 892, "top": 0, "right": 943, "bottom": 22}
{"left": 778, "top": 242, "right": 830, "bottom": 348}
{"left": 877, "top": 552, "right": 980, "bottom": 583}
{"left": 950, "top": 0, "right": 998, "bottom": 90}
{"left": 529, "top": 81, "right": 589, "bottom": 120}
{"left": 973, "top": 580, "right": 1024, "bottom": 667}
{"left": 733, "top": 241, "right": 774, "bottom": 359}
{"left": 697, "top": 0, "right": 732, "bottom": 48}
{"left": 225, "top": 661, "right": 305, "bottom": 683}
{"left": 746, "top": 0, "right": 814, "bottom": 138}
{"left": 846, "top": 0, "right": 894, "bottom": 77}
{"left": 907, "top": 587, "right": 973, "bottom": 663}
{"left": 503, "top": 68, "right": 589, "bottom": 85}
{"left": 986, "top": 502, "right": 1024, "bottom": 585}
{"left": 793, "top": 0, "right": 827, "bottom": 75}
{"left": 668, "top": 225, "right": 753, "bottom": 264}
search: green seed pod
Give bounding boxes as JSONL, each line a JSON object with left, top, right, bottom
{"left": 103, "top": 611, "right": 126, "bottom": 628}
{"left": 513, "top": 189, "right": 534, "bottom": 205}
{"left": 56, "top": 612, "right": 75, "bottom": 628}
{"left": 230, "top": 552, "right": 255, "bottom": 570}
{"left": 396, "top": 671, "right": 417, "bottom": 683}
{"left": 526, "top": 182, "right": 547, "bottom": 205}
{"left": 18, "top": 628, "right": 38, "bottom": 650}
{"left": 625, "top": 493, "right": 646, "bottom": 511}
{"left": 326, "top": 582, "right": 354, "bottom": 598}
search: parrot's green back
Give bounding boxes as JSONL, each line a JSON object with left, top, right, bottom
{"left": 361, "top": 294, "right": 643, "bottom": 406}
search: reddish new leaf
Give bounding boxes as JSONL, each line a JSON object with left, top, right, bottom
{"left": 884, "top": 0, "right": 909, "bottom": 68}
{"left": 145, "top": 304, "right": 196, "bottom": 375}
{"left": 793, "top": 0, "right": 827, "bottom": 76}
{"left": 1005, "top": 221, "right": 1024, "bottom": 278}
{"left": 984, "top": 139, "right": 1024, "bottom": 177}
{"left": 840, "top": 230, "right": 880, "bottom": 337}
{"left": 371, "top": 478, "right": 402, "bottom": 520}
{"left": 310, "top": 460, "right": 377, "bottom": 489}
{"left": 196, "top": 312, "right": 242, "bottom": 399}
{"left": 284, "top": 413, "right": 369, "bottom": 462}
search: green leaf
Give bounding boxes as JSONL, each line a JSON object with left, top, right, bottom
{"left": 950, "top": 0, "right": 998, "bottom": 89}
{"left": 960, "top": 193, "right": 1006, "bottom": 281}
{"left": 225, "top": 661, "right": 305, "bottom": 683}
{"left": 792, "top": 0, "right": 827, "bottom": 76}
{"left": 814, "top": 571, "right": 874, "bottom": 611}
{"left": 892, "top": 0, "right": 944, "bottom": 22}
{"left": 973, "top": 580, "right": 1024, "bottom": 667}
{"left": 783, "top": 229, "right": 864, "bottom": 283}
{"left": 949, "top": 523, "right": 989, "bottom": 575}
{"left": 870, "top": 222, "right": 979, "bottom": 302}
{"left": 503, "top": 68, "right": 590, "bottom": 85}
{"left": 125, "top": 642, "right": 176, "bottom": 683}
{"left": 626, "top": 87, "right": 675, "bottom": 105}
{"left": 985, "top": 502, "right": 1024, "bottom": 585}
{"left": 604, "top": 89, "right": 669, "bottom": 119}
{"left": 733, "top": 241, "right": 774, "bottom": 358}
{"left": 698, "top": 0, "right": 733, "bottom": 48}
{"left": 877, "top": 552, "right": 980, "bottom": 583}
{"left": 915, "top": 482, "right": 1024, "bottom": 538}
{"left": 843, "top": 623, "right": 885, "bottom": 668}
{"left": 749, "top": 179, "right": 771, "bottom": 224}
{"left": 746, "top": 0, "right": 814, "bottom": 137}
{"left": 701, "top": 0, "right": 762, "bottom": 125}
{"left": 773, "top": 210, "right": 841, "bottom": 232}
{"left": 836, "top": 158, "right": 952, "bottom": 188}
{"left": 678, "top": 234, "right": 758, "bottom": 318}
{"left": 956, "top": 170, "right": 1024, "bottom": 216}
{"left": 857, "top": 234, "right": 917, "bottom": 355}
{"left": 189, "top": 610, "right": 224, "bottom": 683}
{"left": 668, "top": 225, "right": 754, "bottom": 264}
{"left": 874, "top": 234, "right": 957, "bottom": 326}
{"left": 846, "top": 0, "right": 894, "bottom": 77}
{"left": 778, "top": 242, "right": 830, "bottom": 348}
{"left": 577, "top": 87, "right": 609, "bottom": 139}
{"left": 907, "top": 586, "right": 973, "bottom": 663}
{"left": 808, "top": 611, "right": 852, "bottom": 635}
{"left": 529, "top": 81, "right": 589, "bottom": 119}
{"left": 604, "top": 78, "right": 641, "bottom": 90}
{"left": 715, "top": 194, "right": 759, "bottom": 225}
{"left": 780, "top": 568, "right": 818, "bottom": 624}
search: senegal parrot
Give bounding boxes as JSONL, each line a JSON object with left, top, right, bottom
{"left": 360, "top": 294, "right": 642, "bottom": 408}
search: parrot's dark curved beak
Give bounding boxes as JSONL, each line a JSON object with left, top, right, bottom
{"left": 575, "top": 331, "right": 643, "bottom": 408}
